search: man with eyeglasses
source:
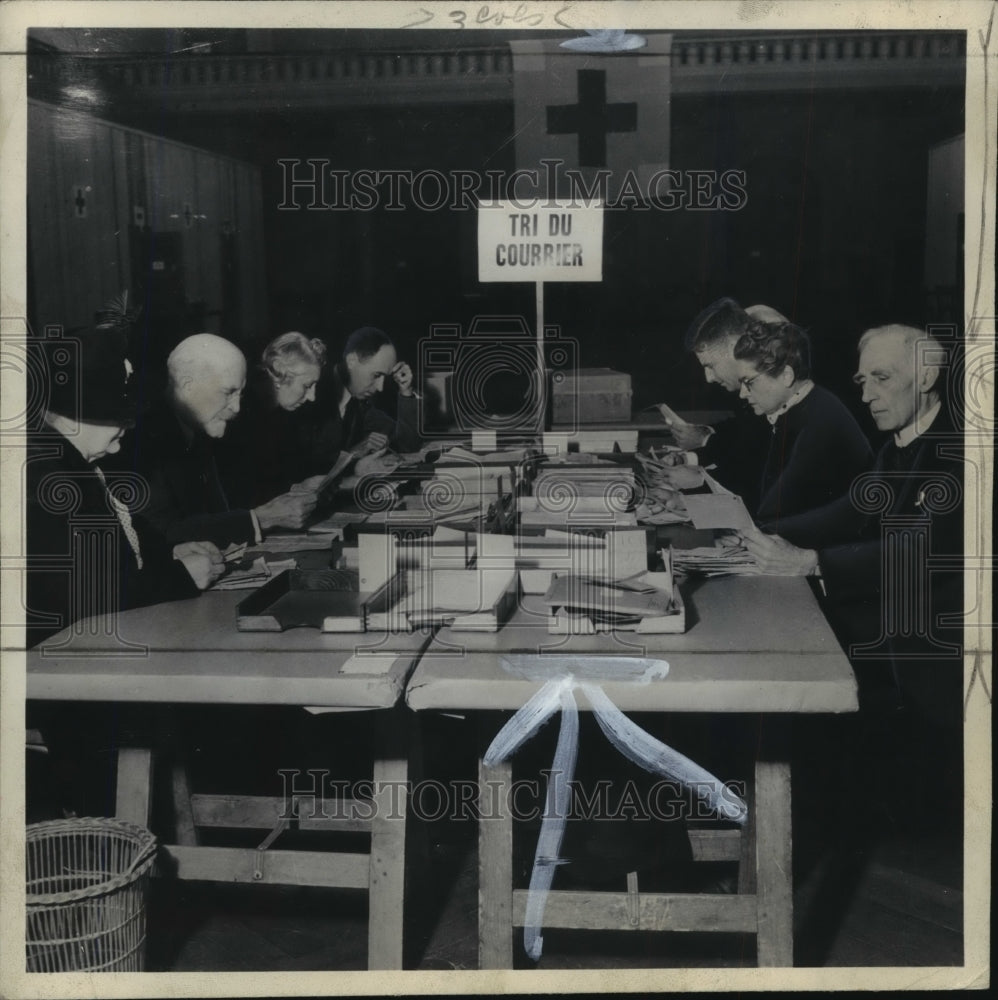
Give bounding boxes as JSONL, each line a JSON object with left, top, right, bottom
{"left": 660, "top": 298, "right": 781, "bottom": 511}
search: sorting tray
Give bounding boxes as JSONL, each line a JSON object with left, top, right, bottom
{"left": 236, "top": 569, "right": 365, "bottom": 632}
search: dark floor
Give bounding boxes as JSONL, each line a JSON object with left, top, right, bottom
{"left": 143, "top": 819, "right": 963, "bottom": 972}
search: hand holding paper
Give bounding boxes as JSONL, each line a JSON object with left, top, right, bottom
{"left": 681, "top": 492, "right": 754, "bottom": 531}
{"left": 312, "top": 450, "right": 364, "bottom": 495}
{"left": 355, "top": 432, "right": 389, "bottom": 457}
{"left": 254, "top": 491, "right": 317, "bottom": 531}
{"left": 737, "top": 524, "right": 819, "bottom": 576}
{"left": 355, "top": 451, "right": 402, "bottom": 477}
{"left": 173, "top": 540, "right": 225, "bottom": 589}
{"left": 656, "top": 403, "right": 714, "bottom": 450}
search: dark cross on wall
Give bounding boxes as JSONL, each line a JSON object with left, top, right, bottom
{"left": 546, "top": 69, "right": 637, "bottom": 168}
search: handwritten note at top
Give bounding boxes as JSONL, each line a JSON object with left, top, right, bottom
{"left": 402, "top": 4, "right": 573, "bottom": 30}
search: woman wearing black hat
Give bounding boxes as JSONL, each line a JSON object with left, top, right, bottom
{"left": 24, "top": 325, "right": 225, "bottom": 649}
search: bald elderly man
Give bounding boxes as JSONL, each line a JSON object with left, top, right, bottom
{"left": 125, "top": 333, "right": 316, "bottom": 547}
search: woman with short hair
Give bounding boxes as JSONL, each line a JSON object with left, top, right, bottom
{"left": 731, "top": 319, "right": 873, "bottom": 546}
{"left": 260, "top": 331, "right": 328, "bottom": 412}
{"left": 217, "top": 330, "right": 336, "bottom": 508}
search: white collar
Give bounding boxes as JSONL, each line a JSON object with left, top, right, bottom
{"left": 894, "top": 399, "right": 941, "bottom": 448}
{"left": 766, "top": 379, "right": 814, "bottom": 425}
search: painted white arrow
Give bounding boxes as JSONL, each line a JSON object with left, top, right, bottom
{"left": 484, "top": 658, "right": 747, "bottom": 960}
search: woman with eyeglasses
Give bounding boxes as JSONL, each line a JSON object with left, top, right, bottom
{"left": 731, "top": 319, "right": 873, "bottom": 546}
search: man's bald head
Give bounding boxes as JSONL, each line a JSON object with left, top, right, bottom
{"left": 168, "top": 333, "right": 245, "bottom": 383}
{"left": 167, "top": 334, "right": 246, "bottom": 438}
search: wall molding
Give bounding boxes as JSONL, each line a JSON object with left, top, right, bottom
{"left": 28, "top": 31, "right": 966, "bottom": 113}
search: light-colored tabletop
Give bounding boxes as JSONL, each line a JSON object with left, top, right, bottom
{"left": 405, "top": 576, "right": 857, "bottom": 714}
{"left": 25, "top": 591, "right": 432, "bottom": 708}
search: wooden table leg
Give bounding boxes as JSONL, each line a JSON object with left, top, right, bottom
{"left": 478, "top": 753, "right": 513, "bottom": 969}
{"left": 115, "top": 747, "right": 153, "bottom": 827}
{"left": 738, "top": 773, "right": 757, "bottom": 896}
{"left": 755, "top": 756, "right": 793, "bottom": 966}
{"left": 170, "top": 760, "right": 199, "bottom": 846}
{"left": 368, "top": 709, "right": 409, "bottom": 970}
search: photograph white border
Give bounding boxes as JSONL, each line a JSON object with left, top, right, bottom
{"left": 1, "top": 1, "right": 992, "bottom": 995}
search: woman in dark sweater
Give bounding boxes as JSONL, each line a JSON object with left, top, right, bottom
{"left": 217, "top": 331, "right": 336, "bottom": 508}
{"left": 731, "top": 320, "right": 873, "bottom": 547}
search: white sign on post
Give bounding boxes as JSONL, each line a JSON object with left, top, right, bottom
{"left": 476, "top": 199, "right": 604, "bottom": 435}
{"left": 477, "top": 200, "right": 603, "bottom": 283}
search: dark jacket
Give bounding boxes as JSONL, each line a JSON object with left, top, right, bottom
{"left": 119, "top": 398, "right": 257, "bottom": 547}
{"left": 698, "top": 405, "right": 772, "bottom": 513}
{"left": 784, "top": 405, "right": 964, "bottom": 679}
{"left": 25, "top": 434, "right": 199, "bottom": 648}
{"left": 319, "top": 363, "right": 422, "bottom": 456}
{"left": 818, "top": 405, "right": 962, "bottom": 597}
{"left": 218, "top": 364, "right": 422, "bottom": 508}
{"left": 754, "top": 385, "right": 874, "bottom": 546}
{"left": 216, "top": 368, "right": 339, "bottom": 509}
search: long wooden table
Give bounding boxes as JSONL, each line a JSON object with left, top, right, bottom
{"left": 26, "top": 591, "right": 431, "bottom": 970}
{"left": 405, "top": 575, "right": 858, "bottom": 968}
{"left": 26, "top": 570, "right": 858, "bottom": 970}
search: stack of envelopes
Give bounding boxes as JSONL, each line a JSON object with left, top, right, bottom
{"left": 543, "top": 567, "right": 685, "bottom": 634}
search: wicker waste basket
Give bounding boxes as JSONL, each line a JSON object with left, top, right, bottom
{"left": 26, "top": 817, "right": 158, "bottom": 972}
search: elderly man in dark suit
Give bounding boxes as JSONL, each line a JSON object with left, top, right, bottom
{"left": 740, "top": 323, "right": 964, "bottom": 828}
{"left": 126, "top": 333, "right": 317, "bottom": 548}
{"left": 740, "top": 324, "right": 962, "bottom": 653}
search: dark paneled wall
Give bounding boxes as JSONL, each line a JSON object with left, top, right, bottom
{"left": 29, "top": 75, "right": 963, "bottom": 416}
{"left": 28, "top": 101, "right": 269, "bottom": 357}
